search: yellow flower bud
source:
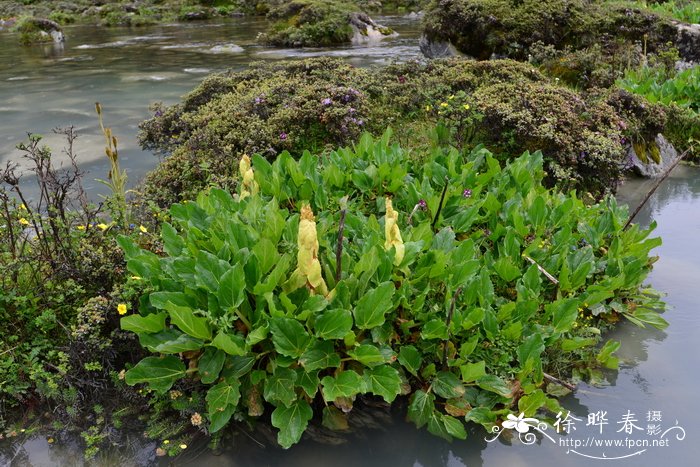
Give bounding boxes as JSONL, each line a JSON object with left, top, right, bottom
{"left": 284, "top": 204, "right": 329, "bottom": 296}
{"left": 384, "top": 198, "right": 404, "bottom": 266}
{"left": 239, "top": 154, "right": 259, "bottom": 199}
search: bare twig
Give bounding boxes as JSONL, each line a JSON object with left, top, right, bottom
{"left": 624, "top": 146, "right": 693, "bottom": 230}
{"left": 543, "top": 372, "right": 576, "bottom": 392}
{"left": 523, "top": 255, "right": 559, "bottom": 285}
{"left": 431, "top": 176, "right": 449, "bottom": 230}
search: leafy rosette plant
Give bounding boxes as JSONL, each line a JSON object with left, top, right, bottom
{"left": 119, "top": 130, "right": 666, "bottom": 448}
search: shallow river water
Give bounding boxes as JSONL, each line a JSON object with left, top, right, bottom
{"left": 1, "top": 17, "right": 700, "bottom": 467}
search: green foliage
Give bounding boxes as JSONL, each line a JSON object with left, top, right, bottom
{"left": 139, "top": 57, "right": 636, "bottom": 206}
{"left": 639, "top": 0, "right": 700, "bottom": 23}
{"left": 121, "top": 131, "right": 665, "bottom": 448}
{"left": 261, "top": 0, "right": 358, "bottom": 46}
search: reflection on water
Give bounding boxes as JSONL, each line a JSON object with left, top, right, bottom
{"left": 0, "top": 15, "right": 422, "bottom": 201}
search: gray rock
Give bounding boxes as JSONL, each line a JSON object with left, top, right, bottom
{"left": 674, "top": 21, "right": 700, "bottom": 63}
{"left": 627, "top": 134, "right": 679, "bottom": 178}
{"left": 349, "top": 13, "right": 397, "bottom": 45}
{"left": 419, "top": 34, "right": 461, "bottom": 59}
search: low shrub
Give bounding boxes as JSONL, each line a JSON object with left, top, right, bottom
{"left": 120, "top": 131, "right": 666, "bottom": 448}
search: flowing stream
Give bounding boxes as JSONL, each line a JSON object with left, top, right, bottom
{"left": 1, "top": 16, "right": 700, "bottom": 467}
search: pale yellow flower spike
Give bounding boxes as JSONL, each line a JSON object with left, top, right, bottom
{"left": 239, "top": 154, "right": 259, "bottom": 199}
{"left": 285, "top": 204, "right": 329, "bottom": 296}
{"left": 384, "top": 197, "right": 405, "bottom": 266}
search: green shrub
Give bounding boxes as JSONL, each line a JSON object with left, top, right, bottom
{"left": 260, "top": 0, "right": 358, "bottom": 46}
{"left": 120, "top": 131, "right": 665, "bottom": 448}
{"left": 140, "top": 58, "right": 636, "bottom": 206}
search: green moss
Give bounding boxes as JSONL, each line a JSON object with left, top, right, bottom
{"left": 138, "top": 57, "right": 639, "bottom": 206}
{"left": 260, "top": 0, "right": 360, "bottom": 47}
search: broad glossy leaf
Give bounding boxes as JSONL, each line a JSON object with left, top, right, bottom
{"left": 321, "top": 370, "right": 364, "bottom": 402}
{"left": 152, "top": 333, "right": 204, "bottom": 354}
{"left": 160, "top": 222, "right": 184, "bottom": 256}
{"left": 120, "top": 312, "right": 166, "bottom": 334}
{"left": 314, "top": 309, "right": 353, "bottom": 339}
{"left": 398, "top": 346, "right": 422, "bottom": 377}
{"left": 299, "top": 340, "right": 340, "bottom": 371}
{"left": 253, "top": 238, "right": 279, "bottom": 275}
{"left": 125, "top": 356, "right": 185, "bottom": 394}
{"left": 363, "top": 365, "right": 402, "bottom": 403}
{"left": 460, "top": 361, "right": 486, "bottom": 382}
{"left": 211, "top": 331, "right": 246, "bottom": 356}
{"left": 322, "top": 405, "right": 349, "bottom": 431}
{"left": 209, "top": 404, "right": 235, "bottom": 433}
{"left": 206, "top": 380, "right": 241, "bottom": 414}
{"left": 264, "top": 368, "right": 298, "bottom": 408}
{"left": 221, "top": 355, "right": 255, "bottom": 381}
{"left": 295, "top": 368, "right": 320, "bottom": 398}
{"left": 270, "top": 317, "right": 312, "bottom": 358}
{"left": 442, "top": 414, "right": 468, "bottom": 440}
{"left": 518, "top": 389, "right": 547, "bottom": 416}
{"left": 548, "top": 298, "right": 579, "bottom": 333}
{"left": 165, "top": 302, "right": 212, "bottom": 340}
{"left": 271, "top": 399, "right": 313, "bottom": 449}
{"left": 420, "top": 319, "right": 449, "bottom": 340}
{"left": 407, "top": 390, "right": 435, "bottom": 428}
{"left": 149, "top": 291, "right": 193, "bottom": 309}
{"left": 432, "top": 371, "right": 465, "bottom": 399}
{"left": 199, "top": 347, "right": 226, "bottom": 384}
{"left": 347, "top": 344, "right": 385, "bottom": 367}
{"left": 476, "top": 375, "right": 511, "bottom": 397}
{"left": 353, "top": 282, "right": 395, "bottom": 329}
{"left": 218, "top": 264, "right": 246, "bottom": 310}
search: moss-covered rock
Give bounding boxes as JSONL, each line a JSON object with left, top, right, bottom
{"left": 138, "top": 57, "right": 648, "bottom": 206}
{"left": 259, "top": 0, "right": 395, "bottom": 47}
{"left": 14, "top": 16, "right": 64, "bottom": 44}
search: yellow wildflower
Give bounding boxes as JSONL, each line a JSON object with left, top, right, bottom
{"left": 97, "top": 223, "right": 109, "bottom": 231}
{"left": 239, "top": 154, "right": 259, "bottom": 200}
{"left": 19, "top": 218, "right": 29, "bottom": 226}
{"left": 384, "top": 197, "right": 405, "bottom": 266}
{"left": 463, "top": 104, "right": 470, "bottom": 111}
{"left": 163, "top": 440, "right": 170, "bottom": 445}
{"left": 19, "top": 204, "right": 26, "bottom": 210}
{"left": 117, "top": 303, "right": 127, "bottom": 315}
{"left": 179, "top": 444, "right": 187, "bottom": 450}
{"left": 77, "top": 225, "right": 86, "bottom": 231}
{"left": 448, "top": 94, "right": 455, "bottom": 100}
{"left": 284, "top": 204, "right": 329, "bottom": 296}
{"left": 440, "top": 102, "right": 449, "bottom": 108}
{"left": 425, "top": 105, "right": 432, "bottom": 111}
{"left": 139, "top": 225, "right": 147, "bottom": 233}
{"left": 130, "top": 275, "right": 142, "bottom": 280}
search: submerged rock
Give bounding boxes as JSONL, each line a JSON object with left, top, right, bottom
{"left": 627, "top": 134, "right": 679, "bottom": 178}
{"left": 419, "top": 34, "right": 461, "bottom": 59}
{"left": 349, "top": 12, "right": 396, "bottom": 45}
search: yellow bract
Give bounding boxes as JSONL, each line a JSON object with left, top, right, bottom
{"left": 239, "top": 154, "right": 259, "bottom": 199}
{"left": 284, "top": 204, "right": 329, "bottom": 296}
{"left": 384, "top": 197, "right": 404, "bottom": 266}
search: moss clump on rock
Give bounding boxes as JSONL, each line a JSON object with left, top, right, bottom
{"left": 138, "top": 57, "right": 658, "bottom": 206}
{"left": 423, "top": 0, "right": 678, "bottom": 60}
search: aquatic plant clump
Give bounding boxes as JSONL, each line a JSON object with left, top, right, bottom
{"left": 120, "top": 132, "right": 666, "bottom": 448}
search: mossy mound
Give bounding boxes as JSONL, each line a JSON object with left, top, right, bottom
{"left": 137, "top": 57, "right": 664, "bottom": 206}
{"left": 422, "top": 0, "right": 678, "bottom": 62}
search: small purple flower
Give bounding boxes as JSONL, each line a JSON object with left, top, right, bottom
{"left": 279, "top": 132, "right": 288, "bottom": 141}
{"left": 322, "top": 98, "right": 332, "bottom": 106}
{"left": 462, "top": 189, "right": 472, "bottom": 198}
{"left": 154, "top": 109, "right": 163, "bottom": 117}
{"left": 254, "top": 97, "right": 262, "bottom": 105}
{"left": 348, "top": 107, "right": 356, "bottom": 114}
{"left": 357, "top": 119, "right": 364, "bottom": 126}
{"left": 418, "top": 199, "right": 427, "bottom": 209}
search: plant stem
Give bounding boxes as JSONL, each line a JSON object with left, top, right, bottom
{"left": 432, "top": 176, "right": 450, "bottom": 231}
{"left": 335, "top": 199, "right": 348, "bottom": 283}
{"left": 442, "top": 286, "right": 463, "bottom": 370}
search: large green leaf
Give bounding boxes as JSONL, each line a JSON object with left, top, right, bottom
{"left": 149, "top": 333, "right": 204, "bottom": 354}
{"left": 270, "top": 317, "right": 311, "bottom": 358}
{"left": 320, "top": 370, "right": 364, "bottom": 402}
{"left": 299, "top": 340, "right": 341, "bottom": 371}
{"left": 460, "top": 361, "right": 486, "bottom": 382}
{"left": 296, "top": 368, "right": 320, "bottom": 398}
{"left": 125, "top": 356, "right": 185, "bottom": 394}
{"left": 314, "top": 309, "right": 353, "bottom": 339}
{"left": 477, "top": 374, "right": 511, "bottom": 397}
{"left": 398, "top": 346, "right": 422, "bottom": 377}
{"left": 363, "top": 365, "right": 402, "bottom": 403}
{"left": 209, "top": 405, "right": 235, "bottom": 434}
{"left": 199, "top": 347, "right": 226, "bottom": 384}
{"left": 347, "top": 344, "right": 386, "bottom": 367}
{"left": 407, "top": 390, "right": 435, "bottom": 428}
{"left": 353, "top": 282, "right": 395, "bottom": 329}
{"left": 253, "top": 238, "right": 280, "bottom": 275}
{"left": 518, "top": 389, "right": 547, "bottom": 416}
{"left": 548, "top": 298, "right": 579, "bottom": 333}
{"left": 206, "top": 381, "right": 241, "bottom": 432}
{"left": 120, "top": 312, "right": 166, "bottom": 334}
{"left": 218, "top": 264, "right": 247, "bottom": 310}
{"left": 211, "top": 331, "right": 246, "bottom": 356}
{"left": 432, "top": 371, "right": 465, "bottom": 399}
{"left": 164, "top": 302, "right": 212, "bottom": 340}
{"left": 271, "top": 399, "right": 313, "bottom": 449}
{"left": 264, "top": 368, "right": 298, "bottom": 408}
